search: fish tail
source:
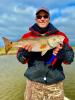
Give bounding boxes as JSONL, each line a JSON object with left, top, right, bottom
{"left": 2, "top": 37, "right": 12, "bottom": 54}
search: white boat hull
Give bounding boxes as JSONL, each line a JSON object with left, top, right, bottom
{"left": 64, "top": 96, "right": 70, "bottom": 100}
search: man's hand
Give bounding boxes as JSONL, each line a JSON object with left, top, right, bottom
{"left": 23, "top": 43, "right": 32, "bottom": 52}
{"left": 53, "top": 44, "right": 63, "bottom": 55}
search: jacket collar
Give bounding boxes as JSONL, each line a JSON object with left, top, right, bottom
{"left": 29, "top": 23, "right": 59, "bottom": 36}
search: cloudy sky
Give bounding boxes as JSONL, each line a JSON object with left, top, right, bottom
{"left": 0, "top": 0, "right": 75, "bottom": 46}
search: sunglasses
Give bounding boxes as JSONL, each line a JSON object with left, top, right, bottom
{"left": 36, "top": 15, "right": 49, "bottom": 19}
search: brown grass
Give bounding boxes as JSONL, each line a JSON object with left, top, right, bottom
{"left": 0, "top": 47, "right": 18, "bottom": 55}
{"left": 0, "top": 48, "right": 5, "bottom": 55}
{"left": 0, "top": 46, "right": 75, "bottom": 56}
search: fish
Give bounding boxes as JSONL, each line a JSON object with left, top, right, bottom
{"left": 2, "top": 35, "right": 64, "bottom": 55}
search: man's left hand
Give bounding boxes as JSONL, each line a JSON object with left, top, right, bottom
{"left": 53, "top": 44, "right": 63, "bottom": 55}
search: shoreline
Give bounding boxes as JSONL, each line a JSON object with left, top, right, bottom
{"left": 0, "top": 46, "right": 75, "bottom": 56}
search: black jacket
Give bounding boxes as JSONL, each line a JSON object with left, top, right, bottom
{"left": 17, "top": 23, "right": 74, "bottom": 84}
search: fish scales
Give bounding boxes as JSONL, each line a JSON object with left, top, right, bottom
{"left": 2, "top": 35, "right": 65, "bottom": 55}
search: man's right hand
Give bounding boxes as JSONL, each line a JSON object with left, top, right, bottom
{"left": 23, "top": 43, "right": 32, "bottom": 52}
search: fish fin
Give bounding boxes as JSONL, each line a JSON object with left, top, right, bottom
{"left": 41, "top": 50, "right": 47, "bottom": 56}
{"left": 2, "top": 37, "right": 12, "bottom": 54}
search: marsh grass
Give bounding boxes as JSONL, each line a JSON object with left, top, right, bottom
{"left": 0, "top": 46, "right": 75, "bottom": 55}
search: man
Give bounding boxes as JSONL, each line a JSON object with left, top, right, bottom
{"left": 17, "top": 8, "right": 74, "bottom": 100}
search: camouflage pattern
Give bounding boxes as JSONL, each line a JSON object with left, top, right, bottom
{"left": 24, "top": 79, "right": 64, "bottom": 100}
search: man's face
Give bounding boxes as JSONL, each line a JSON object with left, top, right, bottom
{"left": 35, "top": 11, "right": 50, "bottom": 28}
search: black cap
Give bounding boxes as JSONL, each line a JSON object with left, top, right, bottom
{"left": 36, "top": 7, "right": 50, "bottom": 15}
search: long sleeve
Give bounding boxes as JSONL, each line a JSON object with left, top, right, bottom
{"left": 62, "top": 43, "right": 74, "bottom": 64}
{"left": 17, "top": 48, "right": 30, "bottom": 64}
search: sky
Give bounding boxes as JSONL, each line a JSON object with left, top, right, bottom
{"left": 0, "top": 0, "right": 75, "bottom": 47}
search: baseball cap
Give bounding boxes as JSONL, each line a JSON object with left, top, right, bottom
{"left": 36, "top": 7, "right": 50, "bottom": 15}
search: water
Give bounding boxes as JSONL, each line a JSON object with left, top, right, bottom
{"left": 0, "top": 55, "right": 75, "bottom": 100}
{"left": 0, "top": 55, "right": 26, "bottom": 100}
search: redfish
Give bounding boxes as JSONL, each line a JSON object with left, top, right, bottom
{"left": 2, "top": 35, "right": 64, "bottom": 55}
